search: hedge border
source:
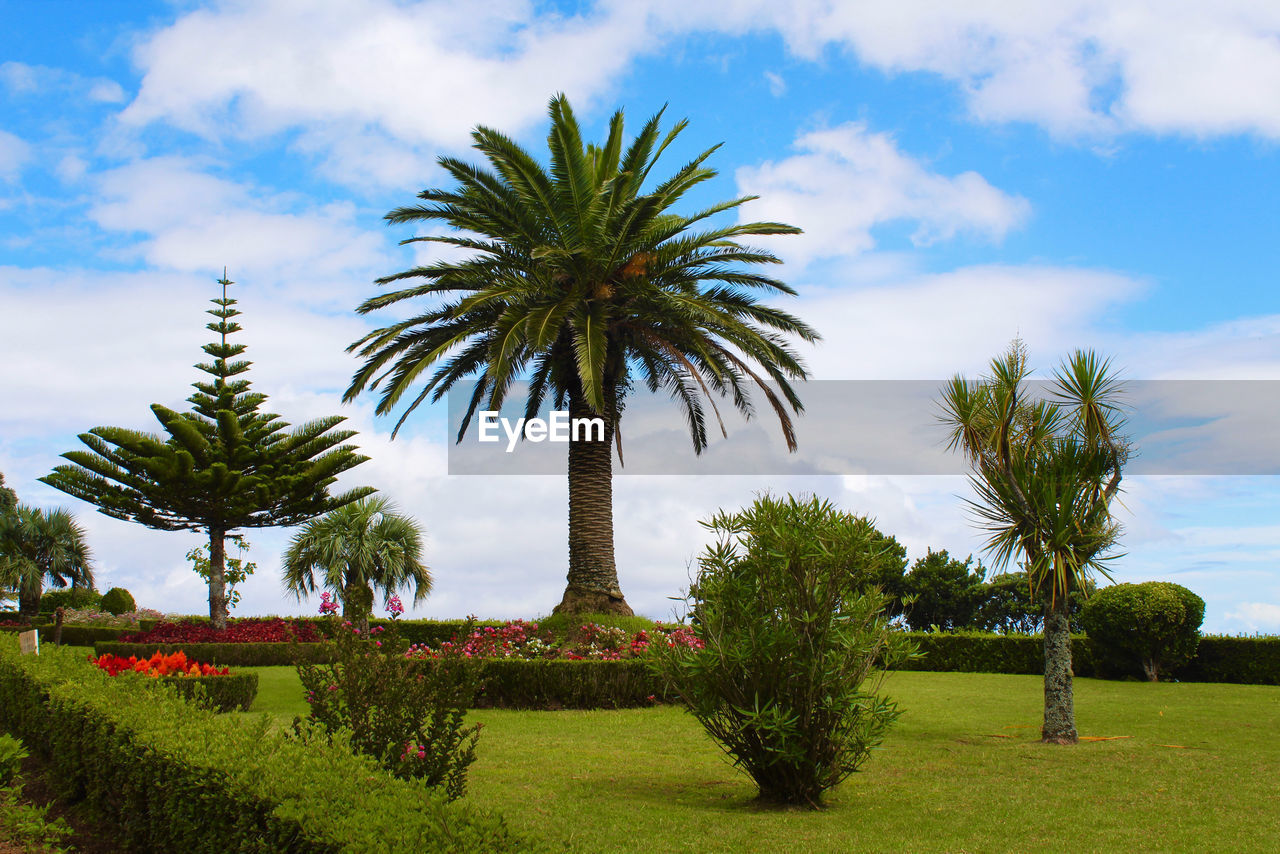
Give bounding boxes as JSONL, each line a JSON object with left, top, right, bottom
{"left": 0, "top": 637, "right": 533, "bottom": 853}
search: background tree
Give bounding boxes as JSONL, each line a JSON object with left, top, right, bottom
{"left": 42, "top": 275, "right": 372, "bottom": 629}
{"left": 0, "top": 506, "right": 94, "bottom": 621}
{"left": 0, "top": 472, "right": 16, "bottom": 516}
{"left": 901, "top": 549, "right": 987, "bottom": 631}
{"left": 939, "top": 342, "right": 1127, "bottom": 744}
{"left": 345, "top": 94, "right": 817, "bottom": 616}
{"left": 974, "top": 573, "right": 1093, "bottom": 634}
{"left": 282, "top": 496, "right": 430, "bottom": 632}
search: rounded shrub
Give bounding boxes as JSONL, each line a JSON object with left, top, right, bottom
{"left": 99, "top": 587, "right": 137, "bottom": 616}
{"left": 39, "top": 587, "right": 102, "bottom": 614}
{"left": 1081, "top": 582, "right": 1205, "bottom": 681}
{"left": 650, "top": 494, "right": 916, "bottom": 807}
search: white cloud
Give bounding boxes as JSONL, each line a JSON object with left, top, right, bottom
{"left": 1225, "top": 601, "right": 1280, "bottom": 632}
{"left": 737, "top": 123, "right": 1030, "bottom": 268}
{"left": 763, "top": 70, "right": 786, "bottom": 96}
{"left": 0, "top": 130, "right": 31, "bottom": 180}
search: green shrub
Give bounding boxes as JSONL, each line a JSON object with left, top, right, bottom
{"left": 94, "top": 641, "right": 333, "bottom": 666}
{"left": 38, "top": 587, "right": 101, "bottom": 614}
{"left": 899, "top": 631, "right": 1099, "bottom": 676}
{"left": 1081, "top": 582, "right": 1205, "bottom": 681}
{"left": 1176, "top": 635, "right": 1280, "bottom": 685}
{"left": 0, "top": 635, "right": 533, "bottom": 853}
{"left": 0, "top": 732, "right": 26, "bottom": 786}
{"left": 99, "top": 587, "right": 137, "bottom": 615}
{"left": 473, "top": 659, "right": 664, "bottom": 709}
{"left": 297, "top": 618, "right": 481, "bottom": 800}
{"left": 651, "top": 494, "right": 916, "bottom": 808}
{"left": 161, "top": 672, "right": 259, "bottom": 713}
{"left": 0, "top": 782, "right": 72, "bottom": 853}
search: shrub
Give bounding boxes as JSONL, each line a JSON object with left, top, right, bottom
{"left": 1177, "top": 635, "right": 1280, "bottom": 685}
{"left": 0, "top": 732, "right": 26, "bottom": 787}
{"left": 99, "top": 587, "right": 136, "bottom": 615}
{"left": 1081, "top": 582, "right": 1205, "bottom": 681}
{"left": 297, "top": 614, "right": 481, "bottom": 800}
{"left": 472, "top": 659, "right": 666, "bottom": 709}
{"left": 0, "top": 635, "right": 532, "bottom": 852}
{"left": 651, "top": 494, "right": 916, "bottom": 807}
{"left": 38, "top": 587, "right": 101, "bottom": 614}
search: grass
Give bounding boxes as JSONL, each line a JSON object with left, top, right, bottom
{"left": 242, "top": 667, "right": 1280, "bottom": 852}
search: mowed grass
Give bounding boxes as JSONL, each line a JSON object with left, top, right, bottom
{"left": 243, "top": 667, "right": 1280, "bottom": 852}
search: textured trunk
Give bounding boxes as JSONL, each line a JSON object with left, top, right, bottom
{"left": 1041, "top": 598, "right": 1078, "bottom": 744}
{"left": 208, "top": 527, "right": 229, "bottom": 631}
{"left": 17, "top": 582, "right": 40, "bottom": 622}
{"left": 555, "top": 386, "right": 632, "bottom": 616}
{"left": 343, "top": 579, "right": 373, "bottom": 633}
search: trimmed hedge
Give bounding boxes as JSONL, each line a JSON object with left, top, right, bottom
{"left": 161, "top": 672, "right": 259, "bottom": 713}
{"left": 0, "top": 636, "right": 534, "bottom": 853}
{"left": 472, "top": 659, "right": 665, "bottom": 709}
{"left": 95, "top": 642, "right": 334, "bottom": 666}
{"left": 899, "top": 632, "right": 1100, "bottom": 677}
{"left": 1176, "top": 636, "right": 1280, "bottom": 685}
{"left": 0, "top": 625, "right": 136, "bottom": 646}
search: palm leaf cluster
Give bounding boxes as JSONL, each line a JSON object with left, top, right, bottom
{"left": 0, "top": 506, "right": 94, "bottom": 617}
{"left": 345, "top": 94, "right": 819, "bottom": 450}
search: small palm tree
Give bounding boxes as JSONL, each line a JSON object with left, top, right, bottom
{"left": 282, "top": 497, "right": 429, "bottom": 631}
{"left": 939, "top": 342, "right": 1127, "bottom": 744}
{"left": 345, "top": 94, "right": 817, "bottom": 615}
{"left": 0, "top": 506, "right": 95, "bottom": 621}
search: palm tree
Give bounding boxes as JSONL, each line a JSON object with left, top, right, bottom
{"left": 938, "top": 342, "right": 1127, "bottom": 744}
{"left": 282, "top": 497, "right": 430, "bottom": 631}
{"left": 0, "top": 506, "right": 95, "bottom": 621}
{"left": 345, "top": 94, "right": 818, "bottom": 616}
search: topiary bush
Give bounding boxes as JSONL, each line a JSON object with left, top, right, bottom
{"left": 1081, "top": 581, "right": 1205, "bottom": 681}
{"left": 99, "top": 587, "right": 137, "bottom": 615}
{"left": 650, "top": 494, "right": 916, "bottom": 808}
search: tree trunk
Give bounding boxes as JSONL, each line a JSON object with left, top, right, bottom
{"left": 17, "top": 581, "right": 40, "bottom": 622}
{"left": 208, "top": 527, "right": 228, "bottom": 631}
{"left": 343, "top": 579, "right": 373, "bottom": 633}
{"left": 555, "top": 385, "right": 632, "bottom": 616}
{"left": 1041, "top": 598, "right": 1078, "bottom": 744}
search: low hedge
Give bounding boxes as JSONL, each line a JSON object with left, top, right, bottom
{"left": 472, "top": 659, "right": 665, "bottom": 709}
{"left": 161, "top": 673, "right": 260, "bottom": 713}
{"left": 0, "top": 636, "right": 534, "bottom": 853}
{"left": 1175, "top": 636, "right": 1280, "bottom": 685}
{"left": 899, "top": 632, "right": 1100, "bottom": 677}
{"left": 95, "top": 642, "right": 334, "bottom": 666}
{"left": 0, "top": 625, "right": 136, "bottom": 646}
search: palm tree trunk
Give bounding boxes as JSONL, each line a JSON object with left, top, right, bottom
{"left": 555, "top": 386, "right": 633, "bottom": 616}
{"left": 17, "top": 581, "right": 40, "bottom": 622}
{"left": 1041, "top": 597, "right": 1078, "bottom": 744}
{"left": 208, "top": 526, "right": 228, "bottom": 631}
{"left": 343, "top": 580, "right": 373, "bottom": 633}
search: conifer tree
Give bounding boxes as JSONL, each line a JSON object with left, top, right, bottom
{"left": 42, "top": 274, "right": 373, "bottom": 628}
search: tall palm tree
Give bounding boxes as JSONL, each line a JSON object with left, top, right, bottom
{"left": 0, "top": 506, "right": 95, "bottom": 621}
{"left": 939, "top": 342, "right": 1127, "bottom": 744}
{"left": 282, "top": 497, "right": 429, "bottom": 631}
{"left": 345, "top": 94, "right": 818, "bottom": 615}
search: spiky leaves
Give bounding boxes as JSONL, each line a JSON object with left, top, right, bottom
{"left": 0, "top": 506, "right": 94, "bottom": 619}
{"left": 282, "top": 496, "right": 430, "bottom": 632}
{"left": 938, "top": 342, "right": 1129, "bottom": 744}
{"left": 346, "top": 94, "right": 817, "bottom": 613}
{"left": 42, "top": 275, "right": 373, "bottom": 628}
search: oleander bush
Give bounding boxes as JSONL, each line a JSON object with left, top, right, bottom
{"left": 1081, "top": 582, "right": 1205, "bottom": 681}
{"left": 651, "top": 495, "right": 917, "bottom": 807}
{"left": 0, "top": 635, "right": 533, "bottom": 853}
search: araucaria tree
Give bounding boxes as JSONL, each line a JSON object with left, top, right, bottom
{"left": 939, "top": 342, "right": 1127, "bottom": 744}
{"left": 345, "top": 94, "right": 818, "bottom": 615}
{"left": 42, "top": 275, "right": 373, "bottom": 629}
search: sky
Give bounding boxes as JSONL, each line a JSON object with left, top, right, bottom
{"left": 2, "top": 0, "right": 1279, "bottom": 634}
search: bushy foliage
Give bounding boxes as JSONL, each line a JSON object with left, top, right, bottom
{"left": 297, "top": 612, "right": 481, "bottom": 800}
{"left": 99, "top": 586, "right": 136, "bottom": 615}
{"left": 651, "top": 494, "right": 915, "bottom": 807}
{"left": 0, "top": 732, "right": 26, "bottom": 787}
{"left": 1178, "top": 636, "right": 1280, "bottom": 685}
{"left": 123, "top": 617, "right": 323, "bottom": 644}
{"left": 901, "top": 550, "right": 987, "bottom": 631}
{"left": 38, "top": 586, "right": 101, "bottom": 614}
{"left": 1081, "top": 582, "right": 1205, "bottom": 681}
{"left": 973, "top": 574, "right": 1093, "bottom": 634}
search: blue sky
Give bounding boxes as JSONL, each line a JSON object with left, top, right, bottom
{"left": 2, "top": 0, "right": 1279, "bottom": 633}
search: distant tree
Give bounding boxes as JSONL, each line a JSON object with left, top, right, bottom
{"left": 939, "top": 342, "right": 1128, "bottom": 745}
{"left": 42, "top": 274, "right": 373, "bottom": 629}
{"left": 0, "top": 506, "right": 94, "bottom": 621}
{"left": 0, "top": 472, "right": 16, "bottom": 516}
{"left": 975, "top": 572, "right": 1093, "bottom": 634}
{"left": 282, "top": 496, "right": 430, "bottom": 632}
{"left": 901, "top": 549, "right": 986, "bottom": 631}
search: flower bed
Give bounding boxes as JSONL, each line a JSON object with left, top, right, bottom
{"left": 122, "top": 617, "right": 323, "bottom": 644}
{"left": 91, "top": 650, "right": 230, "bottom": 678}
{"left": 406, "top": 620, "right": 703, "bottom": 661}
{"left": 89, "top": 650, "right": 258, "bottom": 712}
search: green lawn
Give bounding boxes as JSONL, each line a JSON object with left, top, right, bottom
{"left": 243, "top": 667, "right": 1280, "bottom": 852}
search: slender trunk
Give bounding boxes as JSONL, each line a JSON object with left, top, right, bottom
{"left": 555, "top": 385, "right": 632, "bottom": 616}
{"left": 343, "top": 579, "right": 373, "bottom": 633}
{"left": 1041, "top": 598, "right": 1078, "bottom": 744}
{"left": 208, "top": 527, "right": 228, "bottom": 631}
